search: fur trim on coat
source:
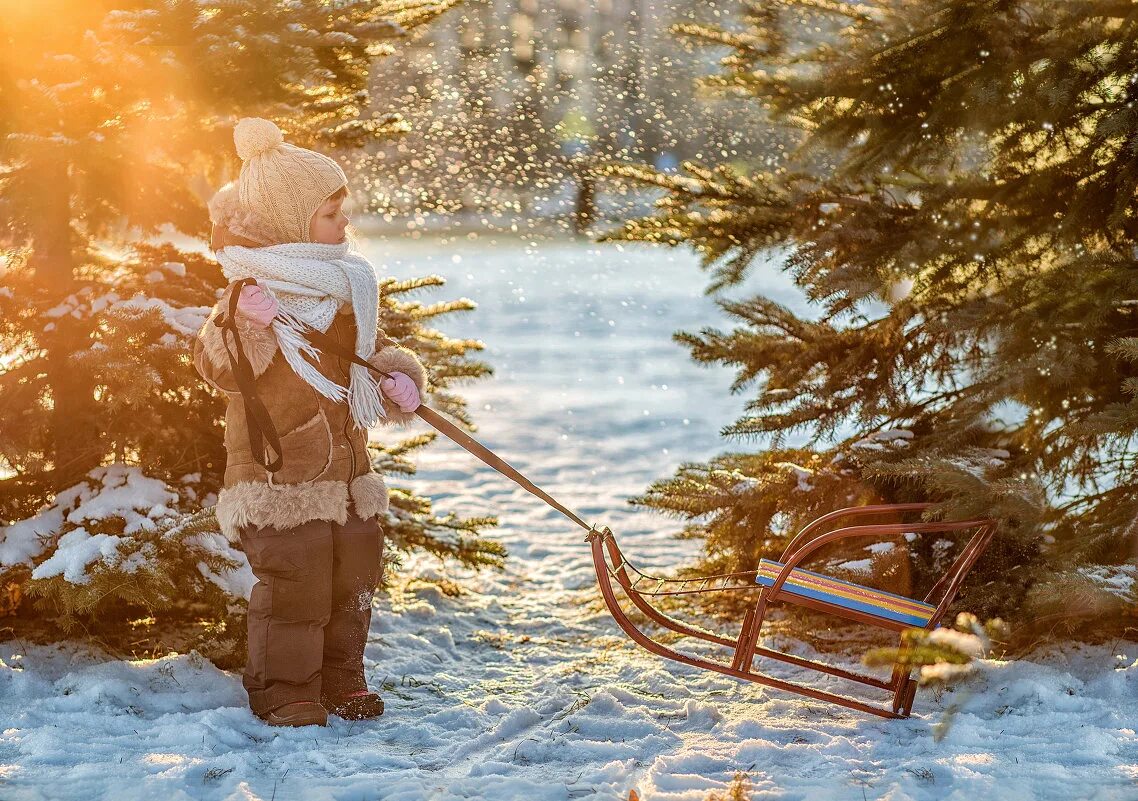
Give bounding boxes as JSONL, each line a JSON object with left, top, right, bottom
{"left": 214, "top": 471, "right": 389, "bottom": 542}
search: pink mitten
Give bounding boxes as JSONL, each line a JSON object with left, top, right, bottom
{"left": 379, "top": 371, "right": 421, "bottom": 412}
{"left": 235, "top": 284, "right": 278, "bottom": 328}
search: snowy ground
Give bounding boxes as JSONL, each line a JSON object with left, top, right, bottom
{"left": 1, "top": 238, "right": 1136, "bottom": 800}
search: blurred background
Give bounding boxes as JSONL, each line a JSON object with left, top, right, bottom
{"left": 354, "top": 0, "right": 782, "bottom": 234}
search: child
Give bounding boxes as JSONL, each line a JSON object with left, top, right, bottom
{"left": 193, "top": 117, "right": 427, "bottom": 728}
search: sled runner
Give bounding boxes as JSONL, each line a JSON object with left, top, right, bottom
{"left": 212, "top": 278, "right": 998, "bottom": 719}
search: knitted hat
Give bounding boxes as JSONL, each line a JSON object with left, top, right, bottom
{"left": 229, "top": 117, "right": 348, "bottom": 245}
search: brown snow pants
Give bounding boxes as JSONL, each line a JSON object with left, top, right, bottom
{"left": 238, "top": 501, "right": 384, "bottom": 717}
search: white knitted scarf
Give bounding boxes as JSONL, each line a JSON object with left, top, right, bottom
{"left": 215, "top": 240, "right": 388, "bottom": 429}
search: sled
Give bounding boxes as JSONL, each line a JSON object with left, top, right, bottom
{"left": 586, "top": 503, "right": 997, "bottom": 719}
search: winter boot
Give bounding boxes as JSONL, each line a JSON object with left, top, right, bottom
{"left": 257, "top": 700, "right": 329, "bottom": 727}
{"left": 322, "top": 689, "right": 384, "bottom": 720}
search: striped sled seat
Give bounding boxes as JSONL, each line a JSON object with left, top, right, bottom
{"left": 755, "top": 558, "right": 935, "bottom": 629}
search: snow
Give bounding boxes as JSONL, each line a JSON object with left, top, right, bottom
{"left": 0, "top": 482, "right": 90, "bottom": 568}
{"left": 835, "top": 558, "right": 873, "bottom": 574}
{"left": 110, "top": 292, "right": 209, "bottom": 337}
{"left": 837, "top": 541, "right": 898, "bottom": 572}
{"left": 771, "top": 461, "right": 813, "bottom": 492}
{"left": 730, "top": 477, "right": 760, "bottom": 494}
{"left": 851, "top": 429, "right": 914, "bottom": 451}
{"left": 35, "top": 281, "right": 208, "bottom": 336}
{"left": 29, "top": 529, "right": 125, "bottom": 585}
{"left": 2, "top": 239, "right": 1135, "bottom": 800}
{"left": 0, "top": 465, "right": 180, "bottom": 575}
{"left": 62, "top": 465, "right": 179, "bottom": 532}
{"left": 925, "top": 628, "right": 986, "bottom": 658}
{"left": 0, "top": 622, "right": 1134, "bottom": 799}
{"left": 918, "top": 661, "right": 973, "bottom": 683}
{"left": 1079, "top": 564, "right": 1138, "bottom": 600}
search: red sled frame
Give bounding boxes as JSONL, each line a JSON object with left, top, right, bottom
{"left": 587, "top": 503, "right": 998, "bottom": 719}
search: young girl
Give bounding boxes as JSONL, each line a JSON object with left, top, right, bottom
{"left": 193, "top": 117, "right": 427, "bottom": 728}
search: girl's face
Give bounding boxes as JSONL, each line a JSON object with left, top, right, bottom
{"left": 309, "top": 189, "right": 350, "bottom": 244}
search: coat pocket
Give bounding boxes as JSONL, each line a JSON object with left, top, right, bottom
{"left": 266, "top": 407, "right": 335, "bottom": 486}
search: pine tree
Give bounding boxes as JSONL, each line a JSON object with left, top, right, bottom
{"left": 597, "top": 0, "right": 1138, "bottom": 639}
{"left": 0, "top": 0, "right": 505, "bottom": 662}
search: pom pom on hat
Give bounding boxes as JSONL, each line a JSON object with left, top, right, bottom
{"left": 234, "top": 117, "right": 285, "bottom": 161}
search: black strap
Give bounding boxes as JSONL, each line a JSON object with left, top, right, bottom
{"left": 212, "top": 278, "right": 284, "bottom": 473}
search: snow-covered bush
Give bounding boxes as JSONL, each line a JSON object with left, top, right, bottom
{"left": 1, "top": 464, "right": 251, "bottom": 631}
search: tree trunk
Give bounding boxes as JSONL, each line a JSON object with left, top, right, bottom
{"left": 28, "top": 158, "right": 103, "bottom": 490}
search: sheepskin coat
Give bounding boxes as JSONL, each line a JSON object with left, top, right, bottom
{"left": 193, "top": 279, "right": 427, "bottom": 542}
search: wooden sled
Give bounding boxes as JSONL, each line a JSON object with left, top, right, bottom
{"left": 587, "top": 503, "right": 997, "bottom": 719}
